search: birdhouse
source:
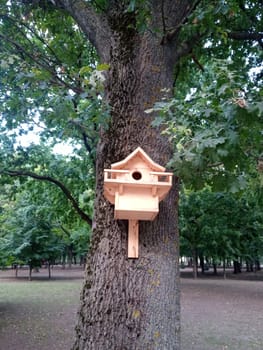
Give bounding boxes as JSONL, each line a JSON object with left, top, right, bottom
{"left": 104, "top": 147, "right": 173, "bottom": 258}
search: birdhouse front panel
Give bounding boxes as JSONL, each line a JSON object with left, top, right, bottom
{"left": 114, "top": 186, "right": 159, "bottom": 220}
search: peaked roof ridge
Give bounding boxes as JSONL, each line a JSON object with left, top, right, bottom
{"left": 111, "top": 146, "right": 165, "bottom": 171}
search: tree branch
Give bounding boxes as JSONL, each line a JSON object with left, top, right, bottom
{"left": 191, "top": 54, "right": 204, "bottom": 71}
{"left": 68, "top": 117, "right": 97, "bottom": 166}
{"left": 49, "top": 0, "right": 112, "bottom": 62}
{"left": 60, "top": 224, "right": 71, "bottom": 237}
{"left": 160, "top": 0, "right": 202, "bottom": 44}
{"left": 81, "top": 132, "right": 93, "bottom": 154}
{"left": 174, "top": 30, "right": 208, "bottom": 62}
{"left": 0, "top": 32, "right": 84, "bottom": 94}
{"left": 4, "top": 169, "right": 92, "bottom": 226}
{"left": 228, "top": 31, "right": 263, "bottom": 42}
{"left": 21, "top": 0, "right": 112, "bottom": 61}
{"left": 82, "top": 132, "right": 96, "bottom": 167}
{"left": 0, "top": 13, "right": 63, "bottom": 68}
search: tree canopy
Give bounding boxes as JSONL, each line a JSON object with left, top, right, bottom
{"left": 0, "top": 0, "right": 262, "bottom": 300}
{"left": 1, "top": 0, "right": 262, "bottom": 193}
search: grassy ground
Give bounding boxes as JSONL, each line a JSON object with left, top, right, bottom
{"left": 1, "top": 267, "right": 263, "bottom": 349}
{"left": 0, "top": 268, "right": 83, "bottom": 350}
{"left": 181, "top": 277, "right": 263, "bottom": 350}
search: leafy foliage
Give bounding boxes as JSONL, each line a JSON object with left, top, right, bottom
{"left": 148, "top": 59, "right": 262, "bottom": 191}
{"left": 0, "top": 0, "right": 262, "bottom": 275}
{"left": 0, "top": 1, "right": 110, "bottom": 154}
{"left": 180, "top": 186, "right": 263, "bottom": 267}
{"left": 0, "top": 1, "right": 104, "bottom": 267}
{"left": 0, "top": 179, "right": 91, "bottom": 268}
{"left": 4, "top": 201, "right": 62, "bottom": 269}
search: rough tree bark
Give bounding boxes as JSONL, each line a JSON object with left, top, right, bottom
{"left": 25, "top": 0, "right": 201, "bottom": 348}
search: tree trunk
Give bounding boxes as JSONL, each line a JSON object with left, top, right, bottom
{"left": 213, "top": 262, "right": 217, "bottom": 275}
{"left": 62, "top": 254, "right": 66, "bottom": 269}
{"left": 223, "top": 259, "right": 227, "bottom": 279}
{"left": 246, "top": 260, "right": 253, "bottom": 272}
{"left": 233, "top": 260, "right": 242, "bottom": 274}
{"left": 73, "top": 67, "right": 180, "bottom": 350}
{"left": 200, "top": 254, "right": 205, "bottom": 274}
{"left": 48, "top": 262, "right": 51, "bottom": 279}
{"left": 192, "top": 248, "right": 198, "bottom": 279}
{"left": 255, "top": 259, "right": 261, "bottom": 271}
{"left": 29, "top": 266, "right": 32, "bottom": 281}
{"left": 68, "top": 245, "right": 73, "bottom": 269}
{"left": 69, "top": 2, "right": 192, "bottom": 349}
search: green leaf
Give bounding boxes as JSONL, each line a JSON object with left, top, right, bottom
{"left": 79, "top": 66, "right": 93, "bottom": 76}
{"left": 96, "top": 63, "right": 110, "bottom": 71}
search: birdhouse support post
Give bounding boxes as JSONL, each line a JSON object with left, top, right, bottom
{"left": 128, "top": 220, "right": 139, "bottom": 258}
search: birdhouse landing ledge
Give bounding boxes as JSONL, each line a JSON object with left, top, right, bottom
{"left": 104, "top": 147, "right": 173, "bottom": 258}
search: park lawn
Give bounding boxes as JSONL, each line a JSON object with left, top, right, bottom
{"left": 181, "top": 276, "right": 263, "bottom": 350}
{"left": 1, "top": 268, "right": 263, "bottom": 350}
{"left": 0, "top": 278, "right": 82, "bottom": 350}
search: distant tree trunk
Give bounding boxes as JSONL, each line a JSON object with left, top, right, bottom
{"left": 73, "top": 254, "right": 77, "bottom": 265}
{"left": 29, "top": 265, "right": 32, "bottom": 281}
{"left": 62, "top": 254, "right": 66, "bottom": 269}
{"left": 68, "top": 245, "right": 73, "bottom": 269}
{"left": 255, "top": 260, "right": 261, "bottom": 271}
{"left": 80, "top": 256, "right": 86, "bottom": 270}
{"left": 213, "top": 262, "right": 217, "bottom": 275}
{"left": 223, "top": 259, "right": 227, "bottom": 279}
{"left": 233, "top": 260, "right": 242, "bottom": 274}
{"left": 192, "top": 248, "right": 198, "bottom": 279}
{"left": 200, "top": 254, "right": 205, "bottom": 274}
{"left": 48, "top": 262, "right": 51, "bottom": 279}
{"left": 246, "top": 260, "right": 253, "bottom": 272}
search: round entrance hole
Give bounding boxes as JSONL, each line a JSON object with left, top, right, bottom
{"left": 132, "top": 171, "right": 142, "bottom": 180}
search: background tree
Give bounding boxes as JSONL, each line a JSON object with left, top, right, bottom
{"left": 0, "top": 194, "right": 16, "bottom": 269}
{"left": 0, "top": 146, "right": 92, "bottom": 271}
{"left": 179, "top": 187, "right": 263, "bottom": 277}
{"left": 0, "top": 0, "right": 262, "bottom": 349}
{"left": 3, "top": 197, "right": 63, "bottom": 280}
{"left": 179, "top": 190, "right": 206, "bottom": 278}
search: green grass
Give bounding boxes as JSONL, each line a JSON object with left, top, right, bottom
{"left": 0, "top": 280, "right": 82, "bottom": 350}
{"left": 0, "top": 280, "right": 81, "bottom": 302}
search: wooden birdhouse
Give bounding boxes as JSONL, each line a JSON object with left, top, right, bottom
{"left": 104, "top": 147, "right": 173, "bottom": 258}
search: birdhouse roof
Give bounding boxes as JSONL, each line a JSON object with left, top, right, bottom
{"left": 111, "top": 147, "right": 165, "bottom": 171}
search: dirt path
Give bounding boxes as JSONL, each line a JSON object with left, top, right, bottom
{"left": 181, "top": 277, "right": 263, "bottom": 350}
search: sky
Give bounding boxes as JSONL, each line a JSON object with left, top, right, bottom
{"left": 16, "top": 131, "right": 77, "bottom": 155}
